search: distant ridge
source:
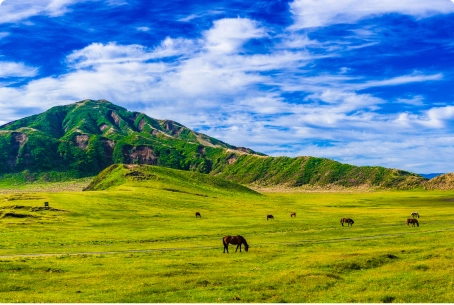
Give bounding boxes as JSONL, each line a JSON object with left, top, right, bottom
{"left": 419, "top": 173, "right": 444, "bottom": 179}
{"left": 0, "top": 99, "right": 449, "bottom": 190}
{"left": 424, "top": 173, "right": 454, "bottom": 190}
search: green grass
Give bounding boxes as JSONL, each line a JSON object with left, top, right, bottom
{"left": 0, "top": 169, "right": 453, "bottom": 302}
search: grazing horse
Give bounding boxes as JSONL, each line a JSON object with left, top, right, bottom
{"left": 267, "top": 214, "right": 274, "bottom": 221}
{"left": 195, "top": 212, "right": 201, "bottom": 218}
{"left": 290, "top": 212, "right": 296, "bottom": 218}
{"left": 411, "top": 212, "right": 420, "bottom": 218}
{"left": 341, "top": 218, "right": 354, "bottom": 226}
{"left": 223, "top": 235, "right": 249, "bottom": 253}
{"left": 406, "top": 218, "right": 419, "bottom": 227}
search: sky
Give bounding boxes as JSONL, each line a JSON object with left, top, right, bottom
{"left": 0, "top": 0, "right": 453, "bottom": 174}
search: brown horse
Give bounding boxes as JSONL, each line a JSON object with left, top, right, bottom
{"left": 267, "top": 214, "right": 274, "bottom": 220}
{"left": 223, "top": 235, "right": 249, "bottom": 253}
{"left": 290, "top": 212, "right": 296, "bottom": 218}
{"left": 406, "top": 218, "right": 419, "bottom": 227}
{"left": 195, "top": 212, "right": 201, "bottom": 218}
{"left": 341, "top": 218, "right": 354, "bottom": 226}
{"left": 411, "top": 212, "right": 420, "bottom": 218}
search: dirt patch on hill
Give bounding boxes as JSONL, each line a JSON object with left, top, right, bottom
{"left": 0, "top": 205, "right": 66, "bottom": 212}
{"left": 73, "top": 134, "right": 90, "bottom": 149}
{"left": 0, "top": 212, "right": 36, "bottom": 219}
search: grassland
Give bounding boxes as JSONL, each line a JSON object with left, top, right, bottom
{"left": 0, "top": 166, "right": 453, "bottom": 302}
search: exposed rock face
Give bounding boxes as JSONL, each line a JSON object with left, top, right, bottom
{"left": 99, "top": 124, "right": 109, "bottom": 132}
{"left": 197, "top": 145, "right": 206, "bottom": 155}
{"left": 73, "top": 134, "right": 90, "bottom": 149}
{"left": 163, "top": 120, "right": 183, "bottom": 136}
{"left": 6, "top": 132, "right": 29, "bottom": 170}
{"left": 138, "top": 118, "right": 146, "bottom": 131}
{"left": 122, "top": 145, "right": 158, "bottom": 165}
{"left": 237, "top": 147, "right": 252, "bottom": 154}
{"left": 110, "top": 111, "right": 121, "bottom": 126}
{"left": 101, "top": 139, "right": 115, "bottom": 158}
{"left": 227, "top": 154, "right": 238, "bottom": 164}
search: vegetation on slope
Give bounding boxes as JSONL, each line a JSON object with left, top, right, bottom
{"left": 424, "top": 173, "right": 454, "bottom": 190}
{"left": 84, "top": 164, "right": 260, "bottom": 196}
{"left": 0, "top": 99, "right": 434, "bottom": 190}
{"left": 0, "top": 184, "right": 454, "bottom": 302}
{"left": 0, "top": 99, "right": 262, "bottom": 178}
{"left": 211, "top": 154, "right": 427, "bottom": 189}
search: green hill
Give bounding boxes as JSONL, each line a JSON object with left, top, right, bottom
{"left": 0, "top": 99, "right": 432, "bottom": 189}
{"left": 84, "top": 164, "right": 260, "bottom": 196}
{"left": 0, "top": 99, "right": 262, "bottom": 178}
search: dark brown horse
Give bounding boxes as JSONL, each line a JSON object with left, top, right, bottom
{"left": 341, "top": 218, "right": 354, "bottom": 226}
{"left": 195, "top": 212, "right": 201, "bottom": 218}
{"left": 406, "top": 218, "right": 419, "bottom": 227}
{"left": 290, "top": 212, "right": 296, "bottom": 218}
{"left": 267, "top": 214, "right": 274, "bottom": 220}
{"left": 223, "top": 235, "right": 249, "bottom": 253}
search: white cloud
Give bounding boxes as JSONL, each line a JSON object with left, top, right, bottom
{"left": 289, "top": 0, "right": 454, "bottom": 29}
{"left": 0, "top": 61, "right": 38, "bottom": 78}
{"left": 0, "top": 0, "right": 123, "bottom": 24}
{"left": 203, "top": 18, "right": 267, "bottom": 54}
{"left": 0, "top": 12, "right": 452, "bottom": 173}
{"left": 136, "top": 26, "right": 150, "bottom": 32}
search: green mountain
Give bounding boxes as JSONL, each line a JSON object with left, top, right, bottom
{"left": 0, "top": 99, "right": 262, "bottom": 178}
{"left": 0, "top": 99, "right": 428, "bottom": 189}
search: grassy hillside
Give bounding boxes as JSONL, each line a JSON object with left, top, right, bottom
{"left": 0, "top": 99, "right": 262, "bottom": 177}
{"left": 84, "top": 164, "right": 260, "bottom": 196}
{"left": 424, "top": 173, "right": 454, "bottom": 190}
{"left": 0, "top": 99, "right": 434, "bottom": 190}
{"left": 211, "top": 154, "right": 427, "bottom": 189}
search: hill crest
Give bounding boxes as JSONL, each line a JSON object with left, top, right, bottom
{"left": 1, "top": 99, "right": 450, "bottom": 190}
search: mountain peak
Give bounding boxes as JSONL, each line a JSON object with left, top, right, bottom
{"left": 0, "top": 99, "right": 263, "bottom": 176}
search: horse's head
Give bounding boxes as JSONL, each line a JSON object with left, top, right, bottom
{"left": 244, "top": 243, "right": 249, "bottom": 252}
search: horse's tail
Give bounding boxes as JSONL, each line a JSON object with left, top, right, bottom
{"left": 416, "top": 220, "right": 419, "bottom": 227}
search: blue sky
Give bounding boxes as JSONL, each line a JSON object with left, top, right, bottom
{"left": 0, "top": 0, "right": 453, "bottom": 174}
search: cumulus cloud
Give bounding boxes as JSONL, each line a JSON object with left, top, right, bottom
{"left": 203, "top": 18, "right": 267, "bottom": 54}
{"left": 0, "top": 7, "right": 453, "bottom": 173}
{"left": 289, "top": 0, "right": 454, "bottom": 29}
{"left": 0, "top": 61, "right": 38, "bottom": 78}
{"left": 0, "top": 0, "right": 123, "bottom": 24}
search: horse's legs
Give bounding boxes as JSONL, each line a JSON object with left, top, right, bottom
{"left": 236, "top": 244, "right": 241, "bottom": 252}
{"left": 223, "top": 239, "right": 228, "bottom": 253}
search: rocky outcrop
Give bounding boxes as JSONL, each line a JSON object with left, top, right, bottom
{"left": 73, "top": 134, "right": 90, "bottom": 149}
{"left": 122, "top": 145, "right": 158, "bottom": 165}
{"left": 101, "top": 139, "right": 115, "bottom": 158}
{"left": 6, "top": 132, "right": 29, "bottom": 170}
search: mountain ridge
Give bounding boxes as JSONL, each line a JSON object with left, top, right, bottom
{"left": 0, "top": 99, "right": 448, "bottom": 190}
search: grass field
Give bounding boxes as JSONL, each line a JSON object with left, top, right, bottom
{"left": 0, "top": 167, "right": 453, "bottom": 302}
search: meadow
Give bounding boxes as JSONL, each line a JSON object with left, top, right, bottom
{"left": 0, "top": 168, "right": 453, "bottom": 302}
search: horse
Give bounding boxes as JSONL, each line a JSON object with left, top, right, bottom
{"left": 406, "top": 218, "right": 419, "bottom": 227}
{"left": 195, "top": 212, "right": 201, "bottom": 218}
{"left": 341, "top": 218, "right": 354, "bottom": 226}
{"left": 411, "top": 212, "right": 420, "bottom": 218}
{"left": 223, "top": 235, "right": 249, "bottom": 253}
{"left": 267, "top": 214, "right": 274, "bottom": 221}
{"left": 290, "top": 212, "right": 296, "bottom": 218}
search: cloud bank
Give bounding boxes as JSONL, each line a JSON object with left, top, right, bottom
{"left": 0, "top": 0, "right": 453, "bottom": 173}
